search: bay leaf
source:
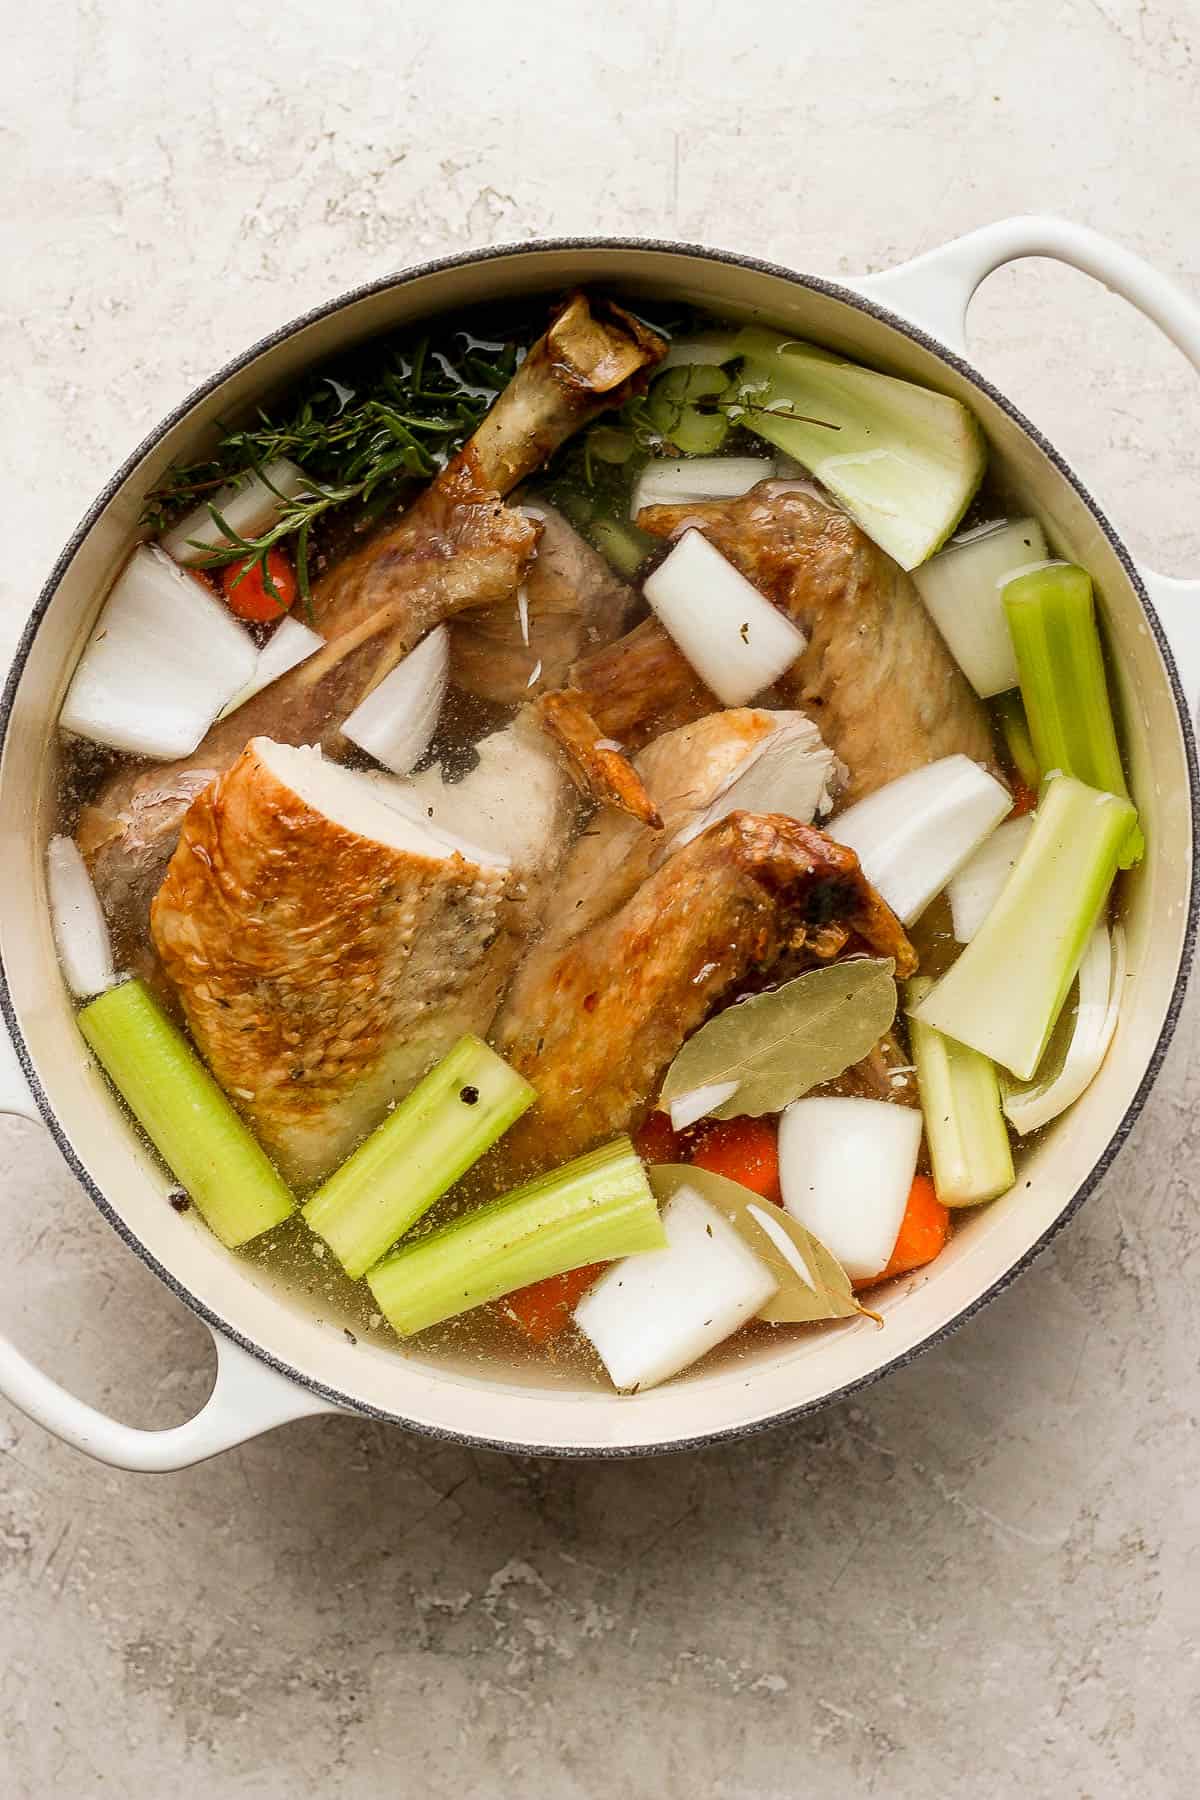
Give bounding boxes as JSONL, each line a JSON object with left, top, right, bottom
{"left": 648, "top": 1164, "right": 871, "bottom": 1325}
{"left": 660, "top": 958, "right": 897, "bottom": 1118}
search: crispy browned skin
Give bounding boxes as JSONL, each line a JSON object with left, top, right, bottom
{"left": 566, "top": 483, "right": 997, "bottom": 803}
{"left": 493, "top": 812, "right": 915, "bottom": 1170}
{"left": 79, "top": 294, "right": 665, "bottom": 939}
{"left": 535, "top": 688, "right": 662, "bottom": 828}
{"left": 450, "top": 503, "right": 638, "bottom": 704}
{"left": 150, "top": 740, "right": 513, "bottom": 1187}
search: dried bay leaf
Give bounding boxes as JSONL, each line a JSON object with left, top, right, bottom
{"left": 660, "top": 958, "right": 897, "bottom": 1118}
{"left": 648, "top": 1164, "right": 871, "bottom": 1324}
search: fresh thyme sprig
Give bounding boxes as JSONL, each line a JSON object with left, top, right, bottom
{"left": 143, "top": 326, "right": 535, "bottom": 602}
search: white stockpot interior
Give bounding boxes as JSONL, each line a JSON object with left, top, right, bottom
{"left": 0, "top": 246, "right": 1192, "bottom": 1453}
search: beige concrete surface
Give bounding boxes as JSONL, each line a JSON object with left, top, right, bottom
{"left": 2, "top": 1, "right": 1199, "bottom": 1794}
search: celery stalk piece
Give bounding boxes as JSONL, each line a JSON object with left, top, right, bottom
{"left": 994, "top": 690, "right": 1040, "bottom": 791}
{"left": 911, "top": 775, "right": 1136, "bottom": 1080}
{"left": 906, "top": 978, "right": 1014, "bottom": 1206}
{"left": 78, "top": 979, "right": 294, "bottom": 1248}
{"left": 367, "top": 1138, "right": 667, "bottom": 1337}
{"left": 730, "top": 327, "right": 986, "bottom": 570}
{"left": 586, "top": 515, "right": 654, "bottom": 578}
{"left": 304, "top": 1035, "right": 534, "bottom": 1279}
{"left": 1003, "top": 561, "right": 1143, "bottom": 864}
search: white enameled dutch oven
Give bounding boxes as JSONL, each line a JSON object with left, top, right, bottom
{"left": 1, "top": 217, "right": 1197, "bottom": 1470}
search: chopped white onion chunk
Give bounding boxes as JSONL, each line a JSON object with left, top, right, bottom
{"left": 778, "top": 1096, "right": 921, "bottom": 1281}
{"left": 631, "top": 457, "right": 774, "bottom": 516}
{"left": 1002, "top": 924, "right": 1125, "bottom": 1135}
{"left": 667, "top": 1081, "right": 740, "bottom": 1132}
{"left": 642, "top": 529, "right": 806, "bottom": 706}
{"left": 217, "top": 616, "right": 325, "bottom": 718}
{"left": 47, "top": 835, "right": 115, "bottom": 999}
{"left": 829, "top": 755, "right": 1013, "bottom": 925}
{"left": 912, "top": 518, "right": 1050, "bottom": 697}
{"left": 341, "top": 626, "right": 450, "bottom": 776}
{"left": 574, "top": 1186, "right": 777, "bottom": 1392}
{"left": 947, "top": 814, "right": 1035, "bottom": 942}
{"left": 161, "top": 458, "right": 312, "bottom": 564}
{"left": 59, "top": 545, "right": 258, "bottom": 758}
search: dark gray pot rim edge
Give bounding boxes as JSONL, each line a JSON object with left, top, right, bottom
{"left": 1, "top": 234, "right": 1196, "bottom": 1462}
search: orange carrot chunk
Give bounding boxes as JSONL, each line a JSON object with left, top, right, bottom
{"left": 221, "top": 547, "right": 298, "bottom": 622}
{"left": 856, "top": 1173, "right": 949, "bottom": 1288}
{"left": 687, "top": 1116, "right": 782, "bottom": 1204}
{"left": 503, "top": 1263, "right": 607, "bottom": 1344}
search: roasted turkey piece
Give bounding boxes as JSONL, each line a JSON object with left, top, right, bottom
{"left": 531, "top": 707, "right": 839, "bottom": 965}
{"left": 566, "top": 481, "right": 997, "bottom": 808}
{"left": 151, "top": 708, "right": 842, "bottom": 1185}
{"left": 79, "top": 292, "right": 666, "bottom": 942}
{"left": 493, "top": 812, "right": 916, "bottom": 1174}
{"left": 449, "top": 501, "right": 638, "bottom": 705}
{"left": 81, "top": 470, "right": 537, "bottom": 943}
{"left": 150, "top": 738, "right": 515, "bottom": 1189}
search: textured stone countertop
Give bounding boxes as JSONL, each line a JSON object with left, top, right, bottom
{"left": 2, "top": 3, "right": 1198, "bottom": 1795}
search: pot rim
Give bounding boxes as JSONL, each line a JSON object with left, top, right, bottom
{"left": 2, "top": 234, "right": 1196, "bottom": 1459}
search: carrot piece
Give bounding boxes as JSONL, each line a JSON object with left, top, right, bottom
{"left": 855, "top": 1173, "right": 949, "bottom": 1288}
{"left": 687, "top": 1116, "right": 781, "bottom": 1204}
{"left": 1009, "top": 779, "right": 1038, "bottom": 817}
{"left": 221, "top": 547, "right": 298, "bottom": 622}
{"left": 503, "top": 1263, "right": 607, "bottom": 1344}
{"left": 633, "top": 1110, "right": 682, "bottom": 1165}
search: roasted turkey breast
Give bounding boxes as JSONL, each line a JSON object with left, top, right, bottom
{"left": 150, "top": 739, "right": 515, "bottom": 1187}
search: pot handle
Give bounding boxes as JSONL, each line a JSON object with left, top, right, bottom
{"left": 0, "top": 1026, "right": 339, "bottom": 1471}
{"left": 1136, "top": 570, "right": 1200, "bottom": 716}
{"left": 847, "top": 215, "right": 1200, "bottom": 704}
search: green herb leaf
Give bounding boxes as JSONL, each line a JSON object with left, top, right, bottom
{"left": 648, "top": 1164, "right": 869, "bottom": 1324}
{"left": 141, "top": 315, "right": 535, "bottom": 571}
{"left": 661, "top": 958, "right": 898, "bottom": 1118}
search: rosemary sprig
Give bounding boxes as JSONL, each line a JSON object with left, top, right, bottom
{"left": 143, "top": 324, "right": 536, "bottom": 599}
